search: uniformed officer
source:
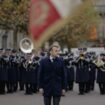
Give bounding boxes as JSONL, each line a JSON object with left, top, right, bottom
{"left": 18, "top": 55, "right": 25, "bottom": 91}
{"left": 23, "top": 53, "right": 36, "bottom": 95}
{"left": 88, "top": 58, "right": 96, "bottom": 92}
{"left": 0, "top": 49, "right": 8, "bottom": 94}
{"left": 96, "top": 54, "right": 105, "bottom": 95}
{"left": 63, "top": 53, "right": 74, "bottom": 91}
{"left": 31, "top": 56, "right": 40, "bottom": 93}
{"left": 7, "top": 50, "right": 18, "bottom": 93}
{"left": 75, "top": 54, "right": 89, "bottom": 95}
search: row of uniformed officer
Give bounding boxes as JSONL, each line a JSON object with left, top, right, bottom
{"left": 0, "top": 49, "right": 40, "bottom": 95}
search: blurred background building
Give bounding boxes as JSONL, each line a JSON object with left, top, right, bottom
{"left": 85, "top": 0, "right": 105, "bottom": 47}
{"left": 0, "top": 0, "right": 105, "bottom": 49}
{"left": 0, "top": 29, "right": 25, "bottom": 49}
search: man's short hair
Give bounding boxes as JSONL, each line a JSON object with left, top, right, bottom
{"left": 49, "top": 45, "right": 59, "bottom": 52}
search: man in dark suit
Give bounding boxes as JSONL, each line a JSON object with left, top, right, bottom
{"left": 38, "top": 45, "right": 67, "bottom": 105}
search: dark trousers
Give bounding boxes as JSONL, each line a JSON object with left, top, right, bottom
{"left": 98, "top": 82, "right": 105, "bottom": 95}
{"left": 19, "top": 81, "right": 24, "bottom": 90}
{"left": 0, "top": 81, "right": 5, "bottom": 94}
{"left": 68, "top": 81, "right": 74, "bottom": 91}
{"left": 85, "top": 82, "right": 90, "bottom": 93}
{"left": 86, "top": 82, "right": 95, "bottom": 91}
{"left": 89, "top": 82, "right": 95, "bottom": 91}
{"left": 44, "top": 96, "right": 61, "bottom": 105}
{"left": 32, "top": 84, "right": 37, "bottom": 93}
{"left": 13, "top": 82, "right": 18, "bottom": 92}
{"left": 79, "top": 82, "right": 86, "bottom": 94}
{"left": 25, "top": 83, "right": 33, "bottom": 94}
{"left": 7, "top": 82, "right": 14, "bottom": 93}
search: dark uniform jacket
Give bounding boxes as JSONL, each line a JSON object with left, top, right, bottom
{"left": 75, "top": 59, "right": 89, "bottom": 83}
{"left": 96, "top": 65, "right": 105, "bottom": 83}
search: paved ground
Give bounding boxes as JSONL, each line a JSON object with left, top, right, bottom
{"left": 0, "top": 83, "right": 105, "bottom": 105}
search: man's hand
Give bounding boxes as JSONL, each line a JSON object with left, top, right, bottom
{"left": 62, "top": 89, "right": 66, "bottom": 96}
{"left": 39, "top": 88, "right": 44, "bottom": 94}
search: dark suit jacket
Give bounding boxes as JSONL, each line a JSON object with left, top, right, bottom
{"left": 38, "top": 56, "right": 67, "bottom": 97}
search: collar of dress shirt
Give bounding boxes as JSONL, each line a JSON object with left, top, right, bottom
{"left": 50, "top": 56, "right": 55, "bottom": 62}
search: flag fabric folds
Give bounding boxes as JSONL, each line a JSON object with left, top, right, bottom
{"left": 29, "top": 0, "right": 81, "bottom": 49}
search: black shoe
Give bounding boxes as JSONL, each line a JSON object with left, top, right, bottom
{"left": 100, "top": 92, "right": 105, "bottom": 95}
{"left": 25, "top": 93, "right": 33, "bottom": 95}
{"left": 20, "top": 89, "right": 24, "bottom": 91}
{"left": 7, "top": 90, "right": 13, "bottom": 93}
{"left": 33, "top": 90, "right": 37, "bottom": 93}
{"left": 25, "top": 91, "right": 33, "bottom": 95}
{"left": 62, "top": 95, "right": 65, "bottom": 97}
{"left": 78, "top": 93, "right": 84, "bottom": 95}
{"left": 0, "top": 91, "right": 5, "bottom": 95}
{"left": 13, "top": 89, "right": 17, "bottom": 92}
{"left": 69, "top": 87, "right": 73, "bottom": 91}
{"left": 91, "top": 88, "right": 94, "bottom": 91}
{"left": 85, "top": 90, "right": 90, "bottom": 93}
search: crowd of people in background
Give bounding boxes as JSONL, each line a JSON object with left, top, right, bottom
{"left": 0, "top": 47, "right": 105, "bottom": 95}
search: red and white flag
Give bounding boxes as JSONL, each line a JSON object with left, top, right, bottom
{"left": 29, "top": 0, "right": 81, "bottom": 48}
